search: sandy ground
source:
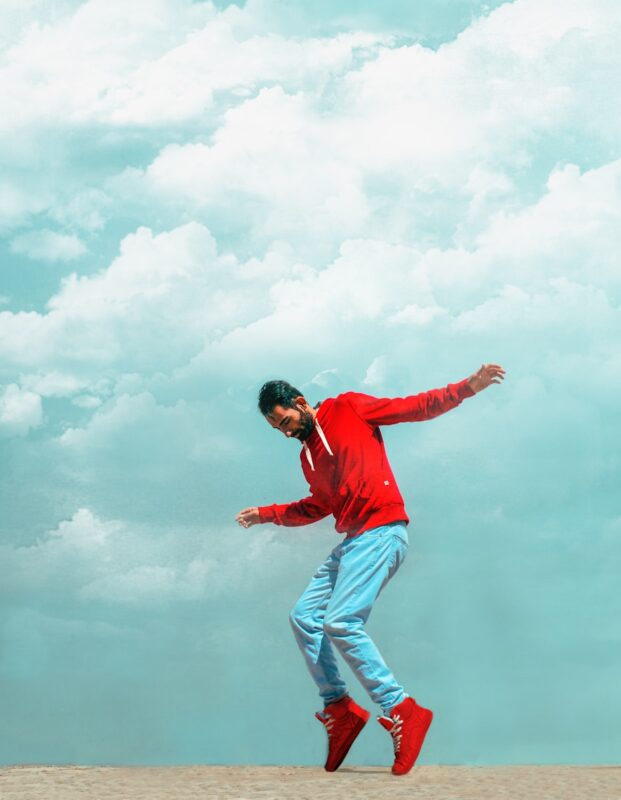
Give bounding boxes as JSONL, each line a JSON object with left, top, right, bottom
{"left": 0, "top": 765, "right": 620, "bottom": 800}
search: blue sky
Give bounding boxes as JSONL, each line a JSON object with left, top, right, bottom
{"left": 1, "top": 0, "right": 620, "bottom": 766}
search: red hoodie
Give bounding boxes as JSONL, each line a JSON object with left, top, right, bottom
{"left": 258, "top": 378, "right": 475, "bottom": 537}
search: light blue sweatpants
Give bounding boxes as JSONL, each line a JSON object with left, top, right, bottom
{"left": 289, "top": 521, "right": 409, "bottom": 715}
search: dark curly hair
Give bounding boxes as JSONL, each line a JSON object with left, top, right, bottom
{"left": 258, "top": 379, "right": 304, "bottom": 416}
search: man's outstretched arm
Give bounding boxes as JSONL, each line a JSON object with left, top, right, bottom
{"left": 345, "top": 363, "right": 505, "bottom": 426}
{"left": 235, "top": 494, "right": 331, "bottom": 529}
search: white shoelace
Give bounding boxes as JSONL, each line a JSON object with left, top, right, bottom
{"left": 319, "top": 711, "right": 335, "bottom": 737}
{"left": 385, "top": 714, "right": 403, "bottom": 753}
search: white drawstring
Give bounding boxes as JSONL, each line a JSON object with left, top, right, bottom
{"left": 315, "top": 419, "right": 334, "bottom": 456}
{"left": 303, "top": 418, "right": 333, "bottom": 471}
{"left": 303, "top": 441, "right": 314, "bottom": 471}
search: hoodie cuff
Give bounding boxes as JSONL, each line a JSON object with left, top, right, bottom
{"left": 453, "top": 377, "right": 476, "bottom": 399}
{"left": 258, "top": 505, "right": 276, "bottom": 523}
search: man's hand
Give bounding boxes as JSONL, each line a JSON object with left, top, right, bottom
{"left": 235, "top": 507, "right": 261, "bottom": 529}
{"left": 467, "top": 363, "right": 506, "bottom": 393}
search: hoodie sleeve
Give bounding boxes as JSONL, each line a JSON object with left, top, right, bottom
{"left": 344, "top": 377, "right": 475, "bottom": 426}
{"left": 258, "top": 494, "right": 332, "bottom": 527}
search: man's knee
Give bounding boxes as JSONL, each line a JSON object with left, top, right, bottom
{"left": 289, "top": 602, "right": 317, "bottom": 635}
{"left": 323, "top": 612, "right": 359, "bottom": 639}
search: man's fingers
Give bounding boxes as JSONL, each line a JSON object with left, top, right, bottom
{"left": 235, "top": 507, "right": 258, "bottom": 528}
{"left": 482, "top": 364, "right": 506, "bottom": 379}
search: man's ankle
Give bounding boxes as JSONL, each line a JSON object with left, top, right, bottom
{"left": 325, "top": 693, "right": 349, "bottom": 708}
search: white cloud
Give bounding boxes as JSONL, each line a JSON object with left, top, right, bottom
{"left": 452, "top": 278, "right": 618, "bottom": 347}
{"left": 0, "top": 383, "right": 42, "bottom": 437}
{"left": 1, "top": 0, "right": 620, "bottom": 248}
{"left": 48, "top": 222, "right": 216, "bottom": 316}
{"left": 474, "top": 161, "right": 621, "bottom": 293}
{"left": 0, "top": 183, "right": 51, "bottom": 229}
{"left": 49, "top": 506, "right": 115, "bottom": 548}
{"left": 11, "top": 229, "right": 87, "bottom": 261}
{"left": 141, "top": 86, "right": 369, "bottom": 251}
{"left": 308, "top": 368, "right": 339, "bottom": 388}
{"left": 0, "top": 0, "right": 383, "bottom": 128}
{"left": 389, "top": 303, "right": 449, "bottom": 326}
{"left": 0, "top": 506, "right": 321, "bottom": 608}
{"left": 120, "top": 0, "right": 621, "bottom": 256}
{"left": 49, "top": 188, "right": 111, "bottom": 232}
{"left": 362, "top": 355, "right": 387, "bottom": 387}
{"left": 0, "top": 2, "right": 386, "bottom": 237}
{"left": 97, "top": 27, "right": 380, "bottom": 126}
{"left": 1, "top": 154, "right": 619, "bottom": 412}
{"left": 20, "top": 371, "right": 106, "bottom": 398}
{"left": 47, "top": 389, "right": 248, "bottom": 524}
{"left": 71, "top": 394, "right": 102, "bottom": 408}
{"left": 0, "top": 221, "right": 265, "bottom": 374}
{"left": 55, "top": 390, "right": 237, "bottom": 461}
{"left": 0, "top": 0, "right": 81, "bottom": 50}
{"left": 0, "top": 507, "right": 207, "bottom": 606}
{"left": 79, "top": 564, "right": 180, "bottom": 604}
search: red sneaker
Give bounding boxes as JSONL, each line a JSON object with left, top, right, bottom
{"left": 315, "top": 694, "right": 370, "bottom": 772}
{"left": 377, "top": 696, "right": 433, "bottom": 775}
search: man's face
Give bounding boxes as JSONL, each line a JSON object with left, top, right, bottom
{"left": 265, "top": 400, "right": 315, "bottom": 442}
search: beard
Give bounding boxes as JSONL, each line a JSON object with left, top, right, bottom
{"left": 295, "top": 409, "right": 315, "bottom": 442}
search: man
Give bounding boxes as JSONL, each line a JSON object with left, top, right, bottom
{"left": 235, "top": 363, "right": 505, "bottom": 775}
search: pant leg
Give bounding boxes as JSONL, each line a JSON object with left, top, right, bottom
{"left": 289, "top": 544, "right": 349, "bottom": 707}
{"left": 323, "top": 522, "right": 409, "bottom": 714}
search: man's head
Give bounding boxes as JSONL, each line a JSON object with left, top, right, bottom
{"left": 258, "top": 379, "right": 316, "bottom": 442}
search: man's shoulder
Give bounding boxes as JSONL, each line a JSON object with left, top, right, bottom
{"left": 316, "top": 392, "right": 356, "bottom": 405}
{"left": 316, "top": 392, "right": 359, "bottom": 414}
{"left": 332, "top": 390, "right": 365, "bottom": 405}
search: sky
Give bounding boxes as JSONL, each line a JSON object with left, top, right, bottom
{"left": 1, "top": 0, "right": 620, "bottom": 767}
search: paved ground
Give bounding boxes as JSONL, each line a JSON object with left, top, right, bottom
{"left": 1, "top": 765, "right": 620, "bottom": 800}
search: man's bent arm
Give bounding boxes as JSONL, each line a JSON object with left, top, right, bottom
{"left": 258, "top": 495, "right": 331, "bottom": 526}
{"left": 344, "top": 377, "right": 475, "bottom": 426}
